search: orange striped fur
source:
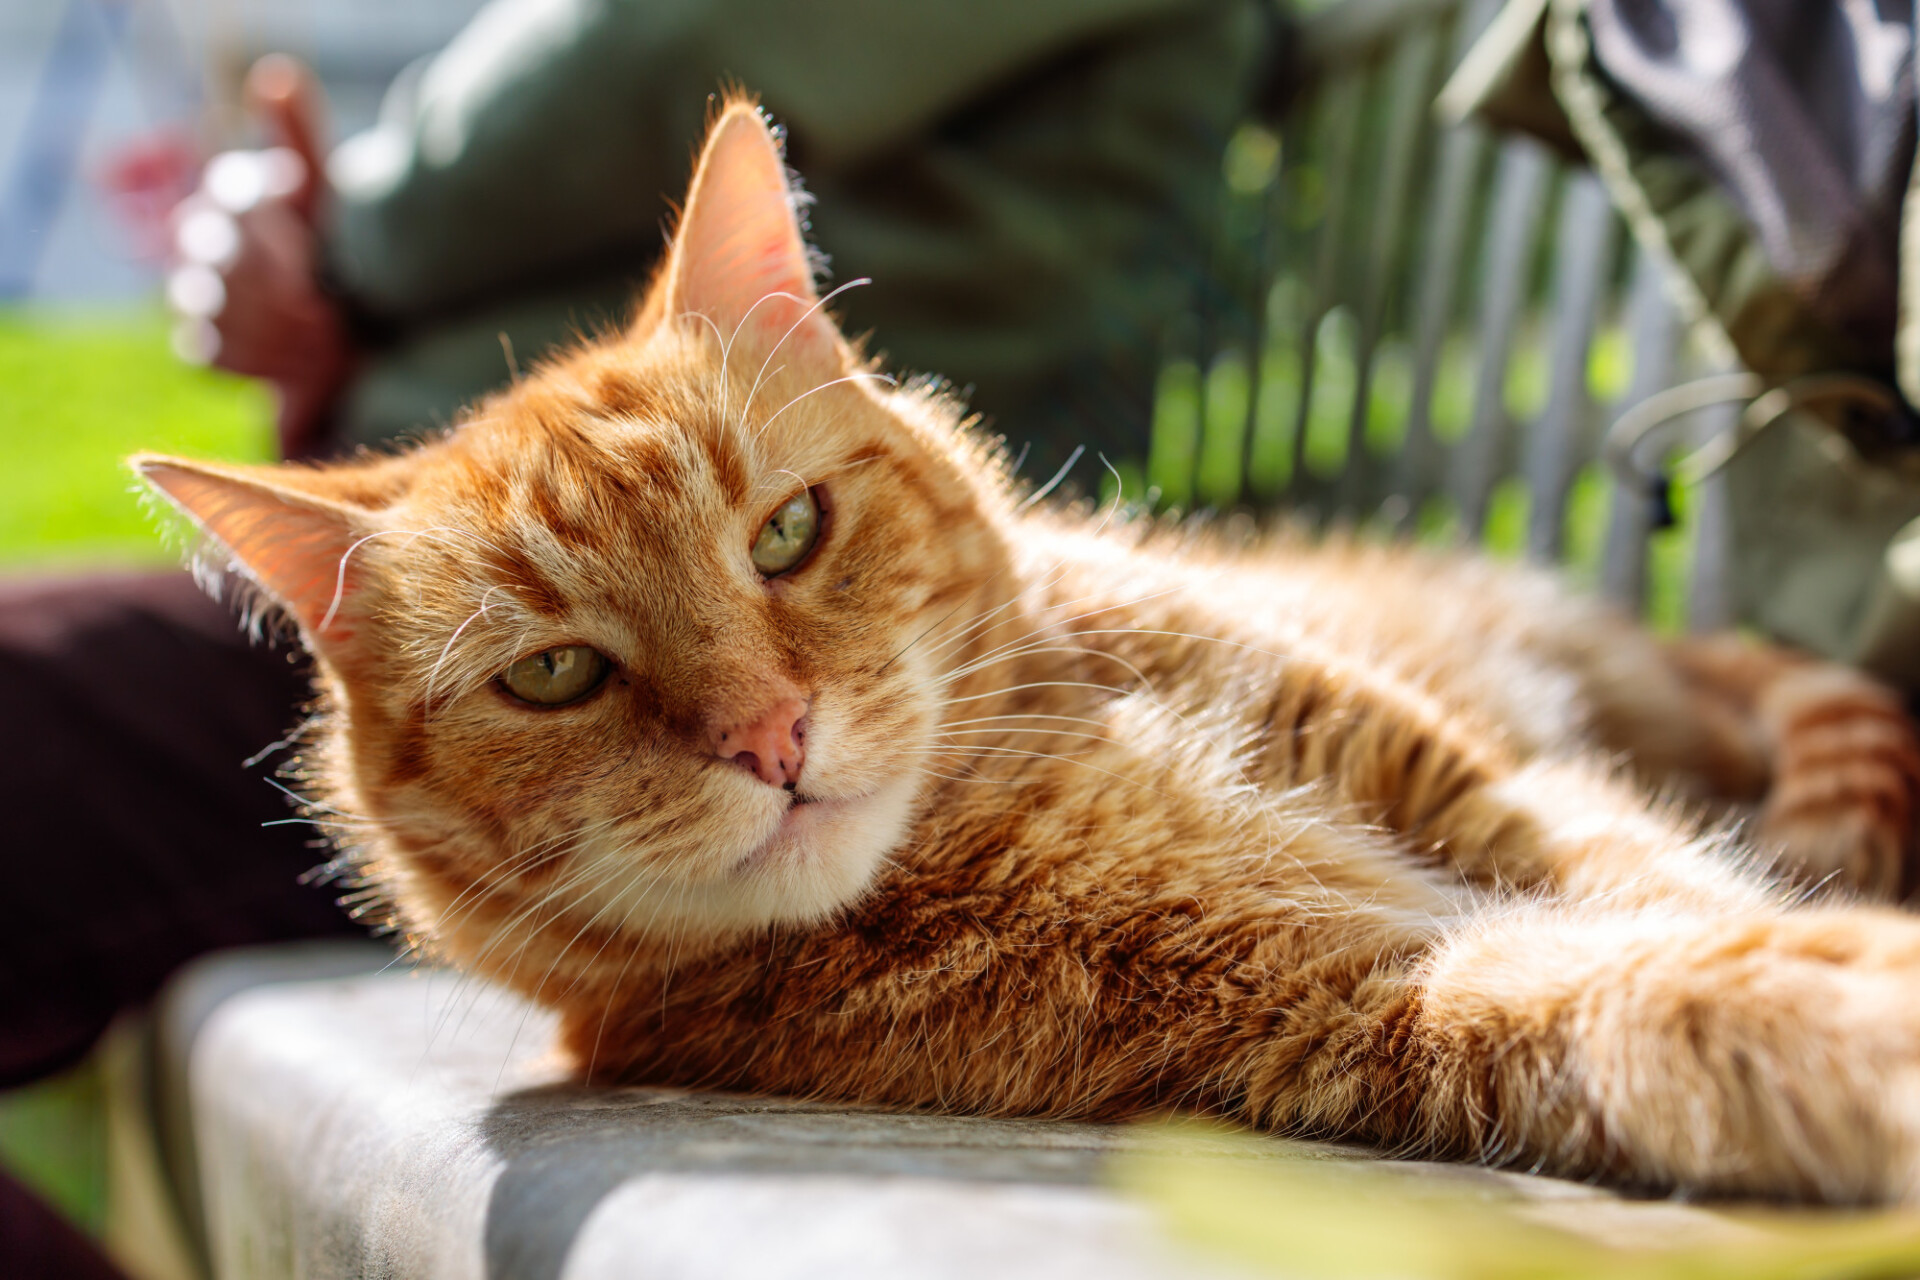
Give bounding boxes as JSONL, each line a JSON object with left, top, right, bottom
{"left": 138, "top": 98, "right": 1920, "bottom": 1203}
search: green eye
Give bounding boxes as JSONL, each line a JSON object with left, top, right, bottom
{"left": 500, "top": 645, "right": 610, "bottom": 707}
{"left": 751, "top": 488, "right": 821, "bottom": 577}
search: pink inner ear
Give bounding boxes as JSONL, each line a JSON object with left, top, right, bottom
{"left": 246, "top": 521, "right": 364, "bottom": 641}
{"left": 141, "top": 461, "right": 363, "bottom": 643}
{"left": 672, "top": 108, "right": 837, "bottom": 356}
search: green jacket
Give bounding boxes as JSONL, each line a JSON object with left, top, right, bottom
{"left": 320, "top": 0, "right": 1284, "bottom": 474}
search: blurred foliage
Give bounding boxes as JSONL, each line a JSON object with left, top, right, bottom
{"left": 0, "top": 1065, "right": 106, "bottom": 1235}
{"left": 0, "top": 308, "right": 273, "bottom": 567}
{"left": 1141, "top": 309, "right": 1697, "bottom": 633}
{"left": 1123, "top": 1125, "right": 1920, "bottom": 1280}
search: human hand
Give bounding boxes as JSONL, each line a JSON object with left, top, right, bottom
{"left": 168, "top": 55, "right": 354, "bottom": 460}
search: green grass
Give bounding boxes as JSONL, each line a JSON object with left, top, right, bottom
{"left": 0, "top": 308, "right": 274, "bottom": 567}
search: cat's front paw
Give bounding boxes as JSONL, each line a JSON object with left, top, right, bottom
{"left": 1420, "top": 905, "right": 1920, "bottom": 1202}
{"left": 1755, "top": 667, "right": 1920, "bottom": 902}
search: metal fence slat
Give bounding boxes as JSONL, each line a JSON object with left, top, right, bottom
{"left": 1341, "top": 22, "right": 1443, "bottom": 514}
{"left": 1447, "top": 137, "right": 1554, "bottom": 536}
{"left": 1599, "top": 250, "right": 1679, "bottom": 610}
{"left": 1391, "top": 0, "right": 1504, "bottom": 522}
{"left": 1685, "top": 397, "right": 1737, "bottom": 633}
{"left": 1524, "top": 172, "right": 1618, "bottom": 561}
{"left": 1284, "top": 73, "right": 1368, "bottom": 513}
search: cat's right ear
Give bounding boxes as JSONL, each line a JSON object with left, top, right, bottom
{"left": 133, "top": 455, "right": 372, "bottom": 651}
{"left": 648, "top": 99, "right": 843, "bottom": 367}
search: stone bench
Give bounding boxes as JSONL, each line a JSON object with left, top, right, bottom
{"left": 118, "top": 942, "right": 1766, "bottom": 1279}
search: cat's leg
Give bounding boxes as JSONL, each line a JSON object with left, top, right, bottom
{"left": 1663, "top": 636, "right": 1920, "bottom": 899}
{"left": 1383, "top": 556, "right": 1920, "bottom": 898}
{"left": 1256, "top": 649, "right": 1778, "bottom": 912}
{"left": 1560, "top": 624, "right": 1920, "bottom": 900}
{"left": 1240, "top": 651, "right": 1920, "bottom": 1196}
{"left": 1331, "top": 900, "right": 1920, "bottom": 1201}
{"left": 570, "top": 825, "right": 1920, "bottom": 1201}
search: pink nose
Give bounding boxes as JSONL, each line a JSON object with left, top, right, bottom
{"left": 709, "top": 697, "right": 809, "bottom": 788}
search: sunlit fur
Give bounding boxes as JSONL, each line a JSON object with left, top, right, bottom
{"left": 141, "top": 100, "right": 1920, "bottom": 1204}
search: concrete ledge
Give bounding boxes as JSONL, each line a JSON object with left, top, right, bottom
{"left": 182, "top": 958, "right": 1254, "bottom": 1279}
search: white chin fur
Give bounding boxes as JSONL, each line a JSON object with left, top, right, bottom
{"left": 590, "top": 774, "right": 919, "bottom": 942}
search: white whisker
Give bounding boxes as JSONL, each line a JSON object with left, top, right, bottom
{"left": 741, "top": 277, "right": 873, "bottom": 422}
{"left": 754, "top": 371, "right": 897, "bottom": 441}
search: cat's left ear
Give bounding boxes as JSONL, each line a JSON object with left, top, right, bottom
{"left": 653, "top": 100, "right": 844, "bottom": 367}
{"left": 133, "top": 454, "right": 380, "bottom": 656}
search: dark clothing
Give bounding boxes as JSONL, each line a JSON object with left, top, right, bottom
{"left": 1450, "top": 0, "right": 1920, "bottom": 684}
{"left": 1455, "top": 0, "right": 1917, "bottom": 398}
{"left": 321, "top": 0, "right": 1283, "bottom": 472}
{"left": 0, "top": 572, "right": 361, "bottom": 1088}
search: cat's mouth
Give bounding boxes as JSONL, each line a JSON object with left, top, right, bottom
{"left": 730, "top": 788, "right": 875, "bottom": 876}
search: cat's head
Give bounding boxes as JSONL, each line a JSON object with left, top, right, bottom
{"left": 135, "top": 101, "right": 1018, "bottom": 968}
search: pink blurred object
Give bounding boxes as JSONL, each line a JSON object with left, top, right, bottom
{"left": 98, "top": 127, "right": 202, "bottom": 262}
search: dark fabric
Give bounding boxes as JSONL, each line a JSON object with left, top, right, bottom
{"left": 1585, "top": 0, "right": 1915, "bottom": 363}
{"left": 324, "top": 0, "right": 1265, "bottom": 321}
{"left": 321, "top": 0, "right": 1286, "bottom": 475}
{"left": 1451, "top": 0, "right": 1919, "bottom": 396}
{"left": 0, "top": 1167, "right": 126, "bottom": 1280}
{"left": 0, "top": 571, "right": 362, "bottom": 1088}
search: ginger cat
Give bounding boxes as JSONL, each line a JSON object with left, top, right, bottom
{"left": 140, "top": 100, "right": 1920, "bottom": 1203}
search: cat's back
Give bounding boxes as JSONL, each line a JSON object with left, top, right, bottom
{"left": 1012, "top": 509, "right": 1628, "bottom": 758}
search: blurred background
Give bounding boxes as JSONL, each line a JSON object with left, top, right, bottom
{"left": 2, "top": 0, "right": 484, "bottom": 301}
{"left": 0, "top": 0, "right": 1711, "bottom": 586}
{"left": 0, "top": 0, "right": 498, "bottom": 579}
{"left": 0, "top": 0, "right": 492, "bottom": 1239}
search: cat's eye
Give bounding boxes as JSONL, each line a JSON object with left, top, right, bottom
{"left": 751, "top": 488, "right": 821, "bottom": 577}
{"left": 499, "top": 645, "right": 610, "bottom": 707}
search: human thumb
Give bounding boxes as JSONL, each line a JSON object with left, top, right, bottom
{"left": 244, "top": 53, "right": 328, "bottom": 223}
